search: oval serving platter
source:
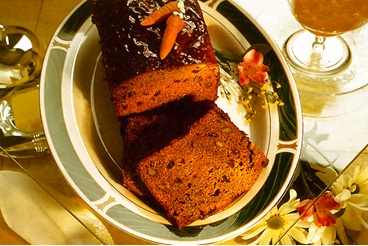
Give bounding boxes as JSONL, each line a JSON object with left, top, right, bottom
{"left": 40, "top": 0, "right": 303, "bottom": 244}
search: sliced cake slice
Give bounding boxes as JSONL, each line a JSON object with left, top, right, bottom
{"left": 121, "top": 98, "right": 269, "bottom": 229}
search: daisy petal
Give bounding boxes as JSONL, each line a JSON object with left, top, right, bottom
{"left": 349, "top": 194, "right": 368, "bottom": 208}
{"left": 241, "top": 223, "right": 268, "bottom": 240}
{"left": 320, "top": 226, "right": 336, "bottom": 245}
{"left": 334, "top": 189, "right": 351, "bottom": 203}
{"left": 288, "top": 227, "right": 309, "bottom": 244}
{"left": 359, "top": 214, "right": 368, "bottom": 229}
{"left": 259, "top": 228, "right": 274, "bottom": 245}
{"left": 280, "top": 234, "right": 294, "bottom": 245}
{"left": 335, "top": 219, "right": 349, "bottom": 245}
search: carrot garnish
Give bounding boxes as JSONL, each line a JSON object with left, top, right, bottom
{"left": 159, "top": 14, "right": 184, "bottom": 59}
{"left": 141, "top": 1, "right": 186, "bottom": 59}
{"left": 141, "top": 1, "right": 180, "bottom": 26}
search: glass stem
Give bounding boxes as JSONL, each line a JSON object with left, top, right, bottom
{"left": 312, "top": 36, "right": 326, "bottom": 52}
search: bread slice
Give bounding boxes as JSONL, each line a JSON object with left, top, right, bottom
{"left": 120, "top": 98, "right": 268, "bottom": 229}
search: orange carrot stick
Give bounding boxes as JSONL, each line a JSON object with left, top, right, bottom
{"left": 160, "top": 14, "right": 184, "bottom": 59}
{"left": 141, "top": 1, "right": 180, "bottom": 26}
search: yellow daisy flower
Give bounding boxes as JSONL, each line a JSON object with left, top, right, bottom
{"left": 330, "top": 164, "right": 368, "bottom": 231}
{"left": 241, "top": 189, "right": 310, "bottom": 245}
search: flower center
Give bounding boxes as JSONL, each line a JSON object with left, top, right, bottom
{"left": 334, "top": 207, "right": 346, "bottom": 219}
{"left": 350, "top": 183, "right": 360, "bottom": 194}
{"left": 266, "top": 215, "right": 285, "bottom": 230}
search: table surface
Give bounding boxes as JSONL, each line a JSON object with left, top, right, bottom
{"left": 0, "top": 0, "right": 367, "bottom": 244}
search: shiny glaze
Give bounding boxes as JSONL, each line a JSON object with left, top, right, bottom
{"left": 92, "top": 0, "right": 217, "bottom": 84}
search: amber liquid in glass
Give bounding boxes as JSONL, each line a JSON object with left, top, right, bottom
{"left": 292, "top": 0, "right": 368, "bottom": 37}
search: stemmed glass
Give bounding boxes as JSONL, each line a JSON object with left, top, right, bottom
{"left": 0, "top": 24, "right": 48, "bottom": 157}
{"left": 284, "top": 0, "right": 368, "bottom": 77}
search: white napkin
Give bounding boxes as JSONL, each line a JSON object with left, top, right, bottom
{"left": 0, "top": 170, "right": 114, "bottom": 244}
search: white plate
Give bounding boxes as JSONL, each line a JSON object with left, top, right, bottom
{"left": 40, "top": 0, "right": 302, "bottom": 244}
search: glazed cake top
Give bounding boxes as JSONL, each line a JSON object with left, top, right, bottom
{"left": 91, "top": 0, "right": 217, "bottom": 84}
